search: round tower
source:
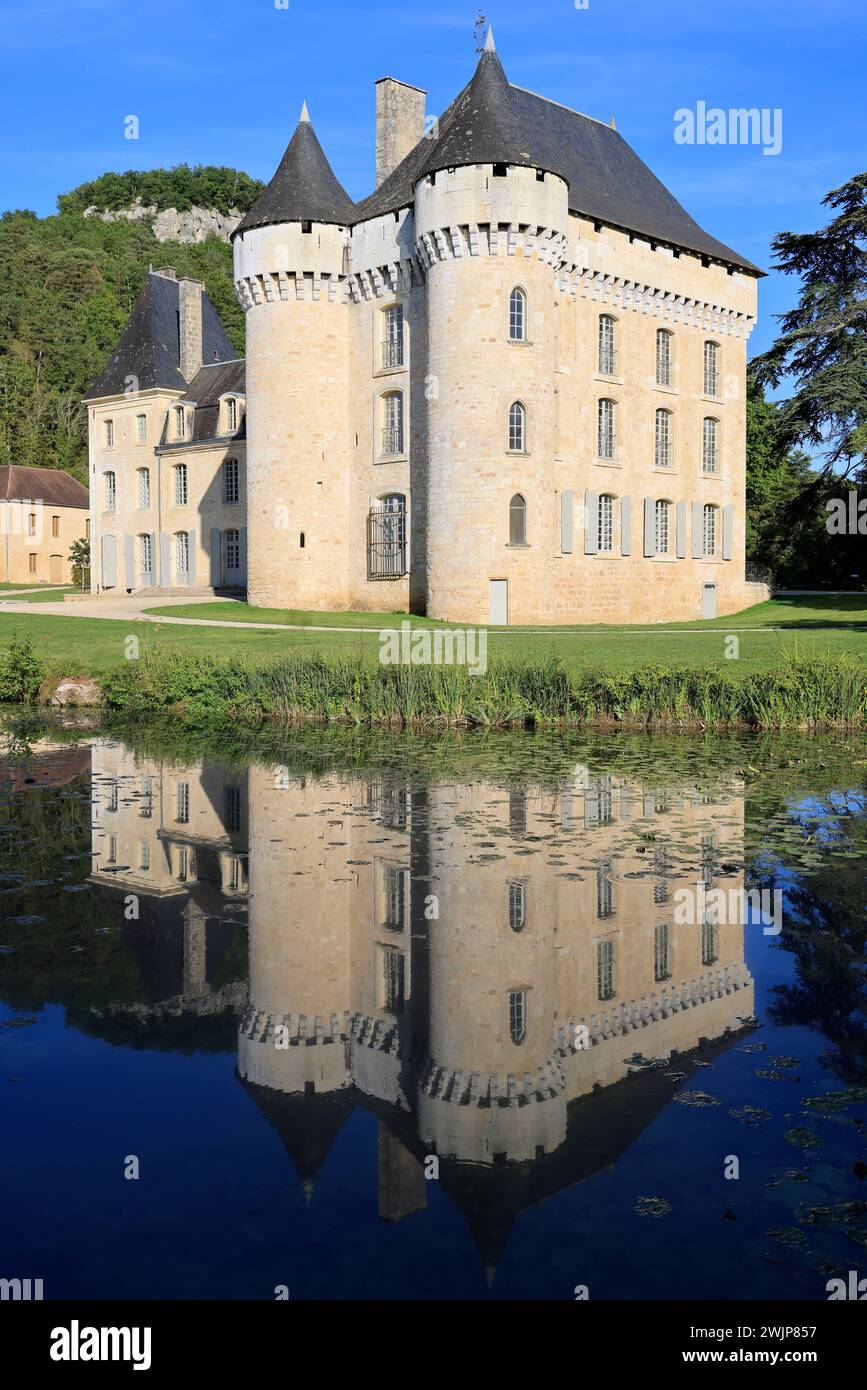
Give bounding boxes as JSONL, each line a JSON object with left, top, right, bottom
{"left": 415, "top": 37, "right": 571, "bottom": 624}
{"left": 233, "top": 105, "right": 353, "bottom": 609}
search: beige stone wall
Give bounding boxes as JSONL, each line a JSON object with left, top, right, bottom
{"left": 0, "top": 500, "right": 87, "bottom": 585}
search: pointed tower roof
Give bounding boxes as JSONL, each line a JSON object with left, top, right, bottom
{"left": 234, "top": 109, "right": 355, "bottom": 236}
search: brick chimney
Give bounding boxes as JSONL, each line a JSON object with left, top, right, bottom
{"left": 178, "top": 276, "right": 204, "bottom": 382}
{"left": 375, "top": 78, "right": 426, "bottom": 187}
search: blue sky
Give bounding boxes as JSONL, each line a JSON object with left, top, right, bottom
{"left": 1, "top": 0, "right": 865, "bottom": 357}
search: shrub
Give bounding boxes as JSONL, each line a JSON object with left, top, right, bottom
{"left": 0, "top": 633, "right": 43, "bottom": 704}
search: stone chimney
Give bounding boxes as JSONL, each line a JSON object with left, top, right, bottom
{"left": 375, "top": 77, "right": 426, "bottom": 187}
{"left": 178, "top": 276, "right": 204, "bottom": 382}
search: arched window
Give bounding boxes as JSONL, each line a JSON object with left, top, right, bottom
{"left": 596, "top": 938, "right": 615, "bottom": 999}
{"left": 702, "top": 503, "right": 718, "bottom": 557}
{"left": 508, "top": 401, "right": 526, "bottom": 452}
{"left": 367, "top": 493, "right": 407, "bottom": 579}
{"left": 597, "top": 398, "right": 615, "bottom": 459}
{"left": 175, "top": 531, "right": 189, "bottom": 578}
{"left": 656, "top": 329, "right": 673, "bottom": 387}
{"left": 598, "top": 314, "right": 617, "bottom": 374}
{"left": 508, "top": 881, "right": 527, "bottom": 932}
{"left": 174, "top": 405, "right": 186, "bottom": 441}
{"left": 104, "top": 471, "right": 116, "bottom": 512}
{"left": 597, "top": 493, "right": 615, "bottom": 552}
{"left": 509, "top": 493, "right": 527, "bottom": 545}
{"left": 702, "top": 417, "right": 719, "bottom": 474}
{"left": 655, "top": 499, "right": 671, "bottom": 555}
{"left": 381, "top": 391, "right": 404, "bottom": 456}
{"left": 509, "top": 989, "right": 527, "bottom": 1045}
{"left": 654, "top": 408, "right": 672, "bottom": 468}
{"left": 382, "top": 304, "right": 404, "bottom": 368}
{"left": 703, "top": 340, "right": 720, "bottom": 396}
{"left": 225, "top": 396, "right": 238, "bottom": 433}
{"left": 509, "top": 287, "right": 526, "bottom": 341}
{"left": 137, "top": 467, "right": 150, "bottom": 509}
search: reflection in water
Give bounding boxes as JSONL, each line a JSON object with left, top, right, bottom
{"left": 83, "top": 738, "right": 757, "bottom": 1271}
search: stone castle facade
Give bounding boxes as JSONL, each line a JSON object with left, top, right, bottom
{"left": 86, "top": 31, "right": 764, "bottom": 624}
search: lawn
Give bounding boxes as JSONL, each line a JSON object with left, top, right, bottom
{"left": 0, "top": 593, "right": 863, "bottom": 678}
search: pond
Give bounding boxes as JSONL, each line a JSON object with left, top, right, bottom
{"left": 0, "top": 719, "right": 864, "bottom": 1301}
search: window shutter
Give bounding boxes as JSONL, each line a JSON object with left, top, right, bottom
{"left": 676, "top": 501, "right": 688, "bottom": 558}
{"left": 148, "top": 533, "right": 157, "bottom": 587}
{"left": 560, "top": 490, "right": 573, "bottom": 554}
{"left": 620, "top": 495, "right": 631, "bottom": 555}
{"left": 643, "top": 498, "right": 655, "bottom": 557}
{"left": 160, "top": 532, "right": 171, "bottom": 587}
{"left": 722, "top": 504, "right": 733, "bottom": 560}
{"left": 101, "top": 534, "right": 117, "bottom": 588}
{"left": 691, "top": 501, "right": 704, "bottom": 559}
{"left": 124, "top": 534, "right": 135, "bottom": 589}
{"left": 240, "top": 527, "right": 248, "bottom": 582}
{"left": 210, "top": 528, "right": 222, "bottom": 586}
{"left": 584, "top": 490, "right": 598, "bottom": 554}
{"left": 187, "top": 529, "right": 196, "bottom": 585}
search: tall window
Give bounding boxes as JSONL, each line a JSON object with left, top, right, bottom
{"left": 598, "top": 314, "right": 616, "bottom": 374}
{"left": 597, "top": 868, "right": 614, "bottom": 919}
{"left": 139, "top": 776, "right": 152, "bottom": 819}
{"left": 656, "top": 329, "right": 672, "bottom": 386}
{"left": 381, "top": 945, "right": 406, "bottom": 1014}
{"left": 225, "top": 786, "right": 241, "bottom": 834}
{"left": 176, "top": 847, "right": 190, "bottom": 883}
{"left": 139, "top": 842, "right": 150, "bottom": 872}
{"left": 104, "top": 419, "right": 114, "bottom": 448}
{"left": 382, "top": 305, "right": 404, "bottom": 368}
{"left": 28, "top": 553, "right": 36, "bottom": 574}
{"left": 508, "top": 881, "right": 527, "bottom": 932}
{"left": 175, "top": 406, "right": 186, "bottom": 440}
{"left": 138, "top": 533, "right": 152, "bottom": 578}
{"left": 702, "top": 503, "right": 718, "bottom": 557}
{"left": 597, "top": 493, "right": 614, "bottom": 552}
{"left": 701, "top": 920, "right": 719, "bottom": 966}
{"left": 224, "top": 457, "right": 239, "bottom": 504}
{"left": 597, "top": 398, "right": 615, "bottom": 459}
{"left": 367, "top": 494, "right": 407, "bottom": 579}
{"left": 508, "top": 401, "right": 526, "bottom": 452}
{"left": 655, "top": 499, "right": 670, "bottom": 555}
{"left": 176, "top": 782, "right": 190, "bottom": 824}
{"left": 509, "top": 287, "right": 526, "bottom": 341}
{"left": 137, "top": 468, "right": 150, "bottom": 509}
{"left": 586, "top": 775, "right": 613, "bottom": 827}
{"left": 175, "top": 531, "right": 189, "bottom": 577}
{"left": 509, "top": 791, "right": 527, "bottom": 836}
{"left": 655, "top": 408, "right": 671, "bottom": 468}
{"left": 225, "top": 529, "right": 240, "bottom": 571}
{"left": 382, "top": 391, "right": 404, "bottom": 455}
{"left": 26, "top": 512, "right": 36, "bottom": 536}
{"left": 107, "top": 779, "right": 118, "bottom": 813}
{"left": 702, "top": 417, "right": 719, "bottom": 474}
{"left": 509, "top": 493, "right": 527, "bottom": 545}
{"left": 51, "top": 515, "right": 60, "bottom": 538}
{"left": 508, "top": 989, "right": 527, "bottom": 1045}
{"left": 174, "top": 464, "right": 188, "bottom": 506}
{"left": 597, "top": 939, "right": 615, "bottom": 1000}
{"left": 654, "top": 924, "right": 671, "bottom": 981}
{"left": 703, "top": 341, "right": 720, "bottom": 396}
{"left": 104, "top": 472, "right": 116, "bottom": 511}
{"left": 226, "top": 397, "right": 238, "bottom": 433}
{"left": 136, "top": 414, "right": 147, "bottom": 443}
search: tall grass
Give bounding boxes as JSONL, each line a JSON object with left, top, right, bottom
{"left": 95, "top": 647, "right": 866, "bottom": 731}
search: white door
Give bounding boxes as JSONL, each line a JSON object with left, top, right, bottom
{"left": 489, "top": 578, "right": 509, "bottom": 626}
{"left": 701, "top": 582, "right": 718, "bottom": 620}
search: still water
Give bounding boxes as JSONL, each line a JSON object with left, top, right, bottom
{"left": 0, "top": 720, "right": 864, "bottom": 1301}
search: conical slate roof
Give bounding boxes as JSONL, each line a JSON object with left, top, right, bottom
{"left": 234, "top": 109, "right": 355, "bottom": 236}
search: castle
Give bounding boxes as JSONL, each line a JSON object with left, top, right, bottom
{"left": 85, "top": 30, "right": 764, "bottom": 625}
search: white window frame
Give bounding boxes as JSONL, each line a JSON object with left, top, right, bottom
{"left": 703, "top": 340, "right": 720, "bottom": 397}
{"left": 655, "top": 499, "right": 670, "bottom": 555}
{"left": 702, "top": 503, "right": 718, "bottom": 557}
{"left": 655, "top": 329, "right": 672, "bottom": 387}
{"left": 597, "top": 493, "right": 614, "bottom": 553}
{"left": 509, "top": 287, "right": 526, "bottom": 342}
{"left": 136, "top": 414, "right": 147, "bottom": 443}
{"left": 224, "top": 457, "right": 239, "bottom": 505}
{"left": 175, "top": 531, "right": 189, "bottom": 577}
{"left": 598, "top": 314, "right": 617, "bottom": 375}
{"left": 508, "top": 401, "right": 526, "bottom": 453}
{"left": 139, "top": 532, "right": 152, "bottom": 577}
{"left": 174, "top": 463, "right": 188, "bottom": 506}
{"left": 702, "top": 417, "right": 719, "bottom": 474}
{"left": 597, "top": 398, "right": 615, "bottom": 460}
{"left": 137, "top": 467, "right": 150, "bottom": 509}
{"left": 654, "top": 408, "right": 671, "bottom": 468}
{"left": 104, "top": 471, "right": 116, "bottom": 512}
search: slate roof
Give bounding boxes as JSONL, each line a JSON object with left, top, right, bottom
{"left": 0, "top": 464, "right": 89, "bottom": 509}
{"left": 241, "top": 40, "right": 758, "bottom": 273}
{"left": 234, "top": 110, "right": 356, "bottom": 236}
{"left": 84, "top": 272, "right": 237, "bottom": 401}
{"left": 158, "top": 359, "right": 247, "bottom": 447}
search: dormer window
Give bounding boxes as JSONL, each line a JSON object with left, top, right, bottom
{"left": 226, "top": 397, "right": 237, "bottom": 432}
{"left": 174, "top": 406, "right": 186, "bottom": 441}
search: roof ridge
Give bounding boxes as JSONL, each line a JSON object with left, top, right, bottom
{"left": 510, "top": 83, "right": 613, "bottom": 129}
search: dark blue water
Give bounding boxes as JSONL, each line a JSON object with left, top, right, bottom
{"left": 1, "top": 727, "right": 864, "bottom": 1300}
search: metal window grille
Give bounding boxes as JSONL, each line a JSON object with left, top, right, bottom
{"left": 367, "top": 779, "right": 409, "bottom": 830}
{"left": 598, "top": 315, "right": 616, "bottom": 374}
{"left": 382, "top": 305, "right": 404, "bottom": 368}
{"left": 509, "top": 989, "right": 527, "bottom": 1044}
{"left": 381, "top": 392, "right": 404, "bottom": 455}
{"left": 656, "top": 329, "right": 672, "bottom": 386}
{"left": 597, "top": 939, "right": 615, "bottom": 1000}
{"left": 597, "top": 398, "right": 614, "bottom": 458}
{"left": 366, "top": 495, "right": 407, "bottom": 579}
{"left": 655, "top": 409, "right": 671, "bottom": 467}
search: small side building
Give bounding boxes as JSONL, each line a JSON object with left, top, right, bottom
{"left": 0, "top": 464, "right": 89, "bottom": 585}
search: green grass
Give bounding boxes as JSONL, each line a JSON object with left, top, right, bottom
{"left": 9, "top": 586, "right": 79, "bottom": 603}
{"left": 0, "top": 593, "right": 865, "bottom": 679}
